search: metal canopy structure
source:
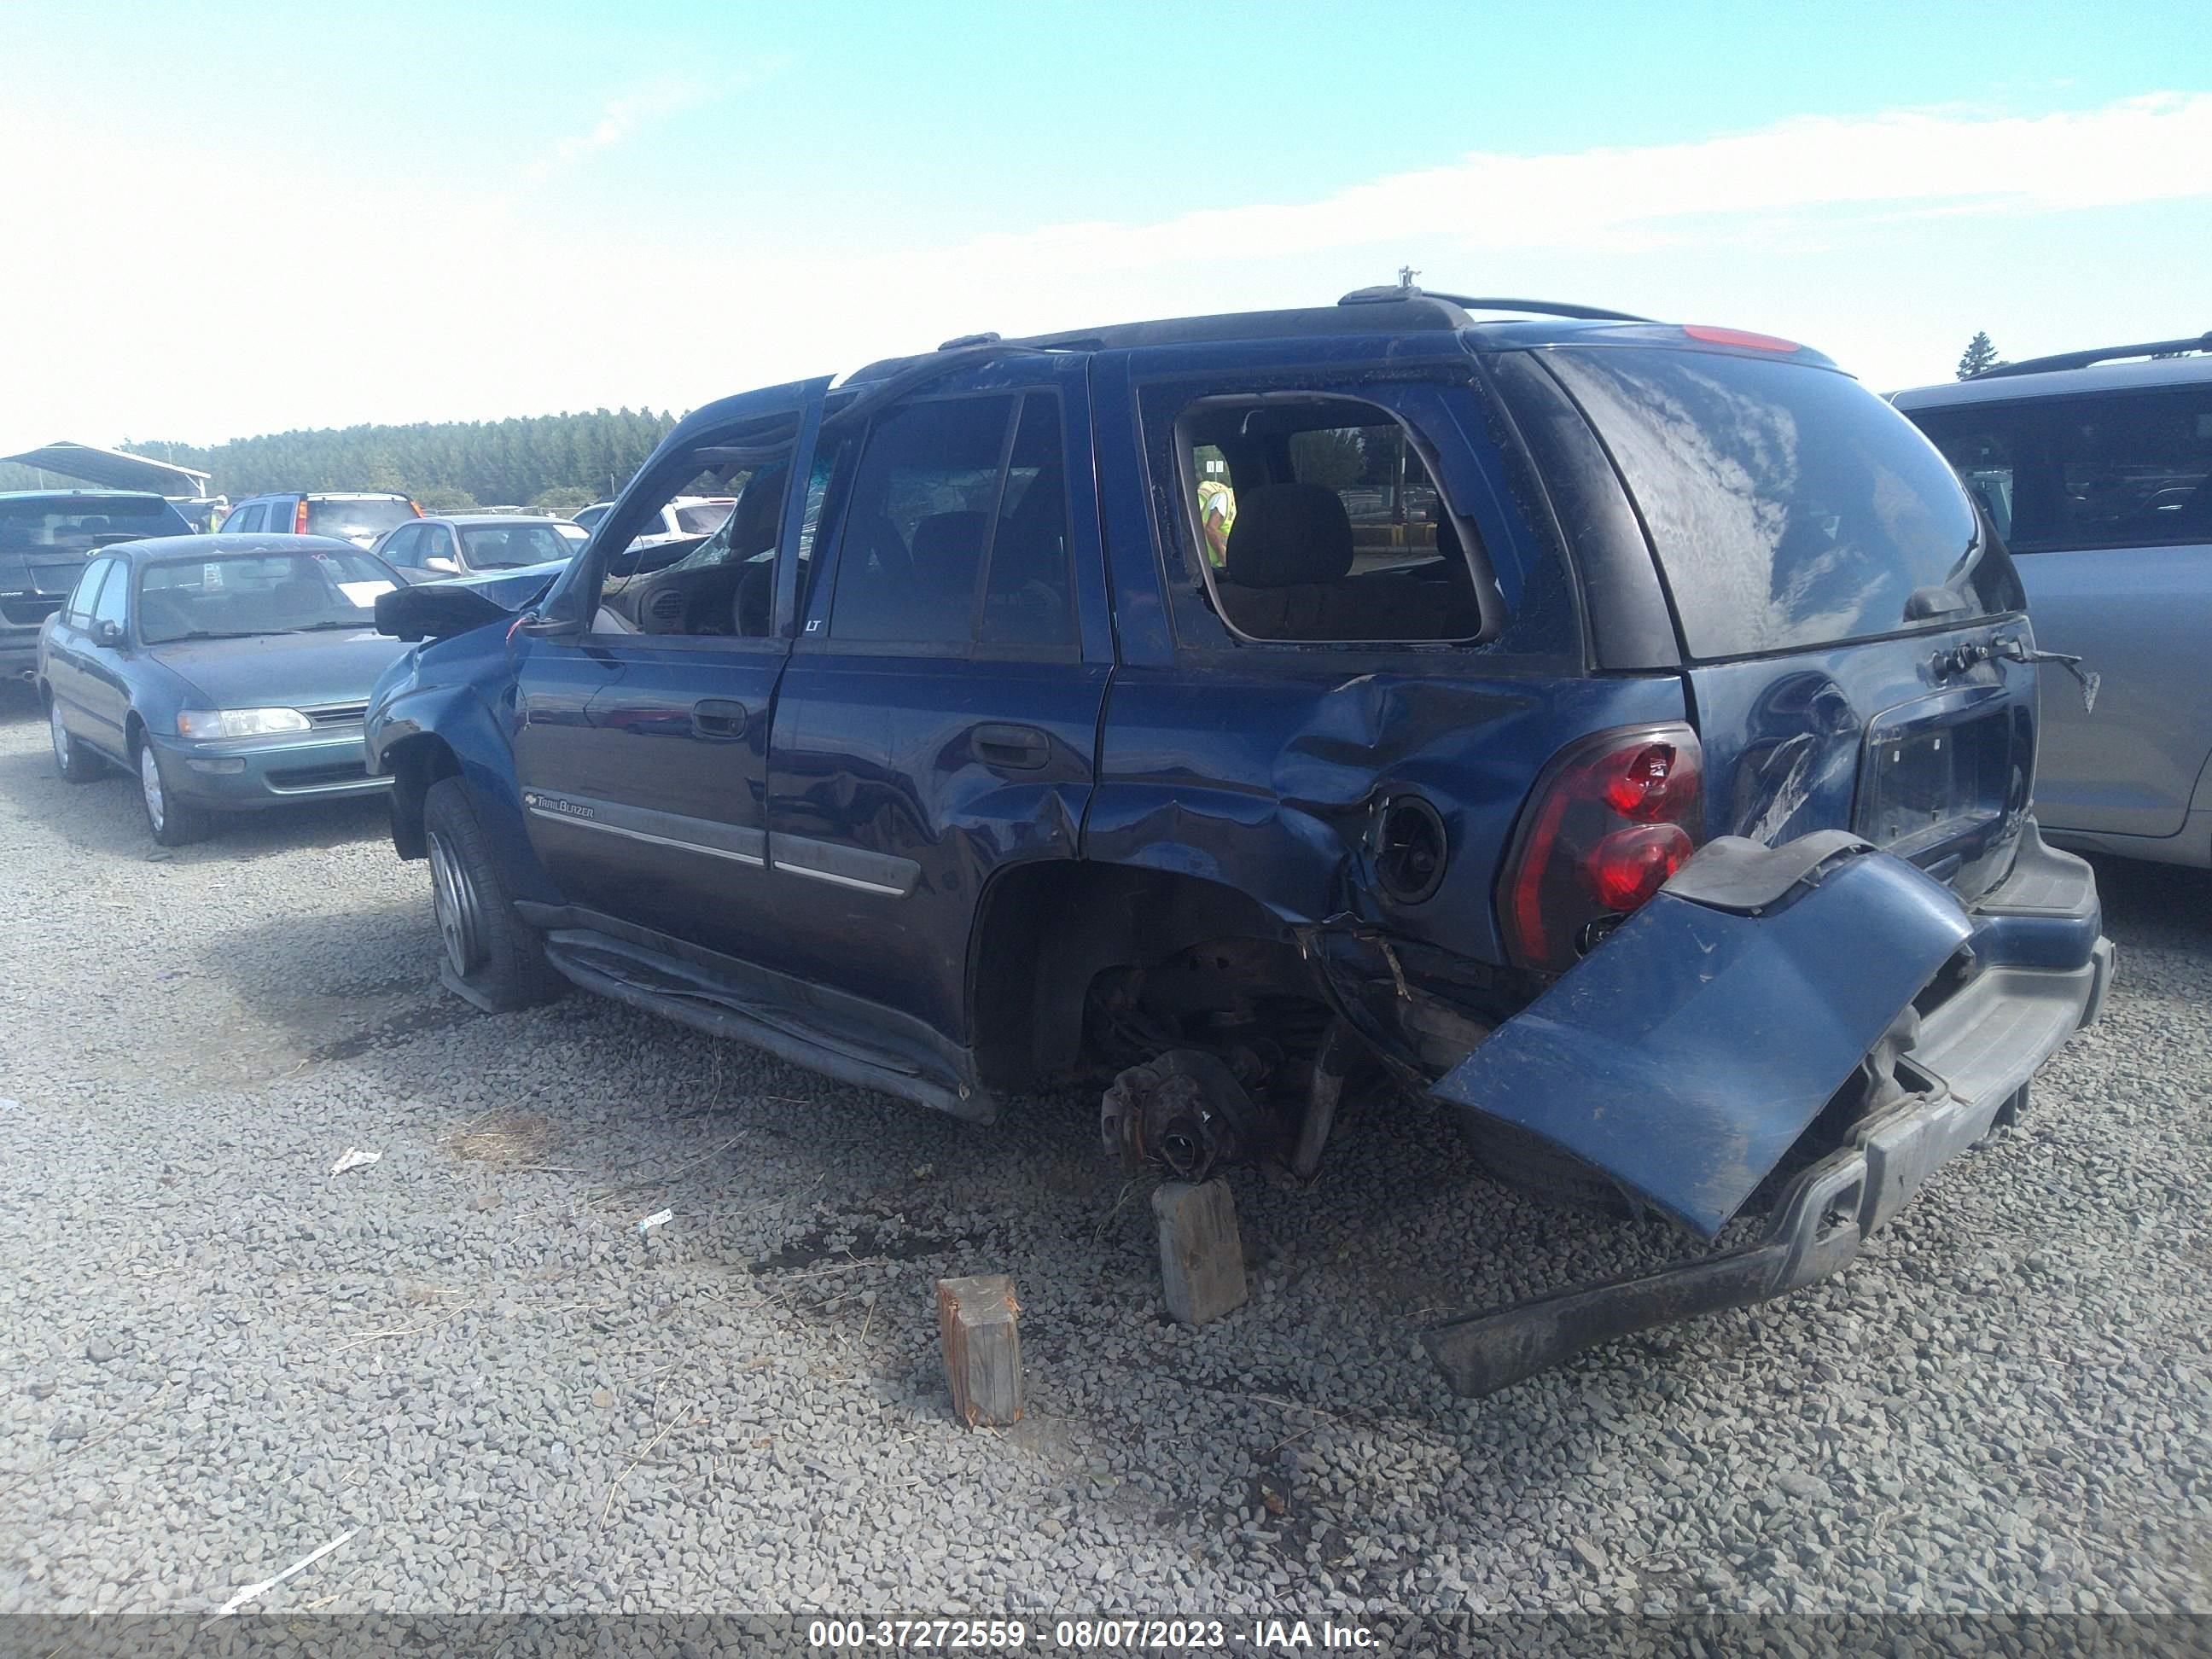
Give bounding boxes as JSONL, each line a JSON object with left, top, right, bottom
{"left": 0, "top": 440, "right": 211, "bottom": 498}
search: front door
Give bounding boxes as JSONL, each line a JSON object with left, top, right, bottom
{"left": 44, "top": 556, "right": 114, "bottom": 748}
{"left": 511, "top": 381, "right": 827, "bottom": 964}
{"left": 764, "top": 355, "right": 1111, "bottom": 1039}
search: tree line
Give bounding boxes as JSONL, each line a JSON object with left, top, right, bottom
{"left": 1, "top": 408, "right": 682, "bottom": 517}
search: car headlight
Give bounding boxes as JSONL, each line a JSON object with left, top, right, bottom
{"left": 176, "top": 707, "right": 312, "bottom": 739}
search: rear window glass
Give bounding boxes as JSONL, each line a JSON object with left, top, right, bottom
{"left": 0, "top": 497, "right": 181, "bottom": 550}
{"left": 672, "top": 502, "right": 735, "bottom": 536}
{"left": 1547, "top": 347, "right": 2011, "bottom": 658}
{"left": 305, "top": 498, "right": 416, "bottom": 541}
{"left": 457, "top": 522, "right": 582, "bottom": 568}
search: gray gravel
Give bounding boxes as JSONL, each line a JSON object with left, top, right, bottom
{"left": 0, "top": 686, "right": 2206, "bottom": 1618}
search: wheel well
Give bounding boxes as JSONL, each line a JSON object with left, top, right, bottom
{"left": 966, "top": 861, "right": 1320, "bottom": 1093}
{"left": 385, "top": 735, "right": 462, "bottom": 861}
{"left": 124, "top": 711, "right": 147, "bottom": 750}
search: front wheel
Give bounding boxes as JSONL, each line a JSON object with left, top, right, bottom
{"left": 49, "top": 700, "right": 102, "bottom": 783}
{"left": 422, "top": 777, "right": 565, "bottom": 1012}
{"left": 136, "top": 737, "right": 213, "bottom": 847}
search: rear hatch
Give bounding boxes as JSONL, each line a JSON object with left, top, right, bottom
{"left": 1, "top": 494, "right": 188, "bottom": 629}
{"left": 1540, "top": 339, "right": 2034, "bottom": 901}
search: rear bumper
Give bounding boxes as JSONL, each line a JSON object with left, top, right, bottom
{"left": 1425, "top": 823, "right": 2110, "bottom": 1394}
{"left": 1, "top": 632, "right": 38, "bottom": 677}
{"left": 148, "top": 730, "right": 391, "bottom": 809}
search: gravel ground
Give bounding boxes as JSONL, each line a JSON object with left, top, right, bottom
{"left": 0, "top": 684, "right": 2206, "bottom": 1621}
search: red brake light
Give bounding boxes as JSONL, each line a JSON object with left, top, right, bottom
{"left": 1587, "top": 823, "right": 1694, "bottom": 911}
{"left": 1682, "top": 323, "right": 1801, "bottom": 353}
{"left": 293, "top": 499, "right": 309, "bottom": 534}
{"left": 1502, "top": 725, "right": 1704, "bottom": 975}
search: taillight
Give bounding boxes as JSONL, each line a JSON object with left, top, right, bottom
{"left": 293, "top": 499, "right": 309, "bottom": 534}
{"left": 1501, "top": 724, "right": 1704, "bottom": 975}
{"left": 409, "top": 499, "right": 423, "bottom": 518}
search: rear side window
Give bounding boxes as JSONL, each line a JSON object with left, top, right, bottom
{"left": 1907, "top": 384, "right": 2212, "bottom": 554}
{"left": 306, "top": 498, "right": 415, "bottom": 541}
{"left": 1166, "top": 395, "right": 1484, "bottom": 644}
{"left": 821, "top": 393, "right": 1077, "bottom": 654}
{"left": 1548, "top": 347, "right": 2011, "bottom": 658}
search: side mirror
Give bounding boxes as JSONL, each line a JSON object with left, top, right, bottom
{"left": 96, "top": 620, "right": 126, "bottom": 648}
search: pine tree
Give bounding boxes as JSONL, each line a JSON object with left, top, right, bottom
{"left": 1957, "top": 331, "right": 2001, "bottom": 380}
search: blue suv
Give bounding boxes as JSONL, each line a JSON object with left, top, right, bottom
{"left": 365, "top": 288, "right": 2112, "bottom": 1391}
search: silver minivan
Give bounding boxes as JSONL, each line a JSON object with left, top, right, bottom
{"left": 1895, "top": 335, "right": 2212, "bottom": 868}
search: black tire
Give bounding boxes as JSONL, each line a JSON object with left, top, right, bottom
{"left": 48, "top": 697, "right": 103, "bottom": 783}
{"left": 1456, "top": 1110, "right": 1636, "bottom": 1219}
{"left": 133, "top": 733, "right": 214, "bottom": 847}
{"left": 422, "top": 776, "right": 566, "bottom": 1012}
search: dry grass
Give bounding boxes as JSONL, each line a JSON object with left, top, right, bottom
{"left": 439, "top": 1110, "right": 555, "bottom": 1168}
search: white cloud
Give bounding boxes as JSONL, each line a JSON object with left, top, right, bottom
{"left": 527, "top": 79, "right": 714, "bottom": 178}
{"left": 3, "top": 91, "right": 2208, "bottom": 446}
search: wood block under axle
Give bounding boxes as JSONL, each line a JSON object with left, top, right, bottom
{"left": 1153, "top": 1179, "right": 1249, "bottom": 1325}
{"left": 936, "top": 1273, "right": 1023, "bottom": 1428}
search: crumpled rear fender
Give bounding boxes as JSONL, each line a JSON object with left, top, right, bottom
{"left": 1432, "top": 832, "right": 1974, "bottom": 1237}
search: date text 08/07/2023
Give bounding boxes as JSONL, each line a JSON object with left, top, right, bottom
{"left": 806, "top": 1618, "right": 1380, "bottom": 1650}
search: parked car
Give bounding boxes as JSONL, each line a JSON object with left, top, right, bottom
{"left": 38, "top": 533, "right": 412, "bottom": 845}
{"left": 366, "top": 289, "right": 2111, "bottom": 1392}
{"left": 3, "top": 492, "right": 195, "bottom": 679}
{"left": 370, "top": 515, "right": 585, "bottom": 580}
{"left": 573, "top": 495, "right": 735, "bottom": 546}
{"left": 1895, "top": 332, "right": 2212, "bottom": 867}
{"left": 219, "top": 492, "right": 422, "bottom": 549}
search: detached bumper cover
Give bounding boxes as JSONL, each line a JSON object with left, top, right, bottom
{"left": 1426, "top": 825, "right": 2109, "bottom": 1394}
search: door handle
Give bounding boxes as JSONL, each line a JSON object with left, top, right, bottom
{"left": 690, "top": 698, "right": 749, "bottom": 740}
{"left": 975, "top": 722, "right": 1051, "bottom": 771}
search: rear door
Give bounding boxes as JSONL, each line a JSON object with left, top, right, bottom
{"left": 1906, "top": 379, "right": 2212, "bottom": 841}
{"left": 762, "top": 355, "right": 1109, "bottom": 1039}
{"left": 1534, "top": 341, "right": 2038, "bottom": 902}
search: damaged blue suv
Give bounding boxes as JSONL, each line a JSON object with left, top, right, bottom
{"left": 365, "top": 288, "right": 2112, "bottom": 1393}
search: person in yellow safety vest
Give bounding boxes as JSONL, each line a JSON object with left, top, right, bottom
{"left": 1196, "top": 477, "right": 1237, "bottom": 568}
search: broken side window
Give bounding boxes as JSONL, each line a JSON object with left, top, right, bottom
{"left": 1161, "top": 392, "right": 1487, "bottom": 645}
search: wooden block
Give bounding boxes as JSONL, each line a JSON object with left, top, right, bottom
{"left": 936, "top": 1273, "right": 1022, "bottom": 1429}
{"left": 1153, "top": 1179, "right": 1249, "bottom": 1325}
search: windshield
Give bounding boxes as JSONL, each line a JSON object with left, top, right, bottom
{"left": 138, "top": 550, "right": 398, "bottom": 643}
{"left": 1545, "top": 346, "right": 2018, "bottom": 658}
{"left": 304, "top": 498, "right": 416, "bottom": 542}
{"left": 458, "top": 522, "right": 583, "bottom": 568}
{"left": 0, "top": 497, "right": 183, "bottom": 551}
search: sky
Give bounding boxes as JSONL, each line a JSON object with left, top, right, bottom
{"left": 3, "top": 0, "right": 2209, "bottom": 450}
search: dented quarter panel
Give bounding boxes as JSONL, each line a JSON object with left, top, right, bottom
{"left": 1430, "top": 846, "right": 1974, "bottom": 1237}
{"left": 1086, "top": 667, "right": 1690, "bottom": 953}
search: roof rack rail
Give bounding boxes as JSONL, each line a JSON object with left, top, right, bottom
{"left": 1972, "top": 330, "right": 2212, "bottom": 380}
{"left": 1339, "top": 286, "right": 1651, "bottom": 323}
